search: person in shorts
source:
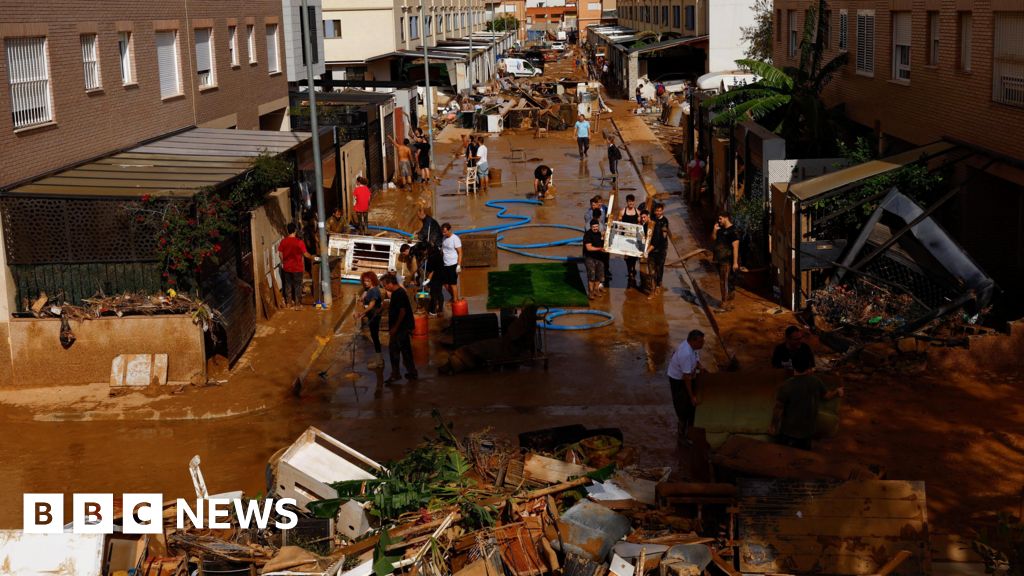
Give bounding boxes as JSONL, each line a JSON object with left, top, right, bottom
{"left": 582, "top": 219, "right": 606, "bottom": 299}
{"left": 534, "top": 164, "right": 553, "bottom": 199}
{"left": 441, "top": 223, "right": 463, "bottom": 303}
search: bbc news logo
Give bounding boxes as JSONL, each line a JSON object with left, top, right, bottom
{"left": 24, "top": 494, "right": 300, "bottom": 534}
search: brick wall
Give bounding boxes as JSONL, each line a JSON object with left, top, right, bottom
{"left": 772, "top": 0, "right": 1024, "bottom": 160}
{"left": 0, "top": 1, "right": 289, "bottom": 188}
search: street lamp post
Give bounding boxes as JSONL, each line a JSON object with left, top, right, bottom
{"left": 467, "top": 0, "right": 473, "bottom": 89}
{"left": 421, "top": 5, "right": 435, "bottom": 170}
{"left": 300, "top": 0, "right": 331, "bottom": 306}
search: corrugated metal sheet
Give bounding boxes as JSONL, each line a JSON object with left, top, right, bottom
{"left": 5, "top": 128, "right": 312, "bottom": 198}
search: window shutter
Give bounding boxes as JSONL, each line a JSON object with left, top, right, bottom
{"left": 308, "top": 6, "right": 319, "bottom": 64}
{"left": 195, "top": 28, "right": 211, "bottom": 73}
{"left": 892, "top": 12, "right": 911, "bottom": 46}
{"left": 266, "top": 24, "right": 279, "bottom": 73}
{"left": 856, "top": 12, "right": 874, "bottom": 73}
{"left": 118, "top": 32, "right": 132, "bottom": 83}
{"left": 156, "top": 30, "right": 180, "bottom": 98}
{"left": 993, "top": 13, "right": 1024, "bottom": 106}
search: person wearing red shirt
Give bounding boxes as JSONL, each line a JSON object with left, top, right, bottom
{"left": 352, "top": 176, "right": 371, "bottom": 235}
{"left": 278, "top": 223, "right": 319, "bottom": 310}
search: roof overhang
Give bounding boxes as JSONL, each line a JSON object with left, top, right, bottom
{"left": 788, "top": 141, "right": 959, "bottom": 203}
{"left": 4, "top": 128, "right": 312, "bottom": 199}
{"left": 628, "top": 35, "right": 708, "bottom": 54}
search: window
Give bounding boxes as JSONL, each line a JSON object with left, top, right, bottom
{"left": 5, "top": 37, "right": 52, "bottom": 128}
{"left": 411, "top": 15, "right": 419, "bottom": 39}
{"left": 662, "top": 6, "right": 668, "bottom": 26}
{"left": 993, "top": 12, "right": 1024, "bottom": 106}
{"left": 446, "top": 14, "right": 452, "bottom": 32}
{"left": 856, "top": 10, "right": 875, "bottom": 75}
{"left": 788, "top": 10, "right": 797, "bottom": 57}
{"left": 228, "top": 26, "right": 238, "bottom": 66}
{"left": 438, "top": 15, "right": 443, "bottom": 33}
{"left": 838, "top": 10, "right": 848, "bottom": 50}
{"left": 673, "top": 5, "right": 680, "bottom": 28}
{"left": 299, "top": 6, "right": 318, "bottom": 65}
{"left": 823, "top": 10, "right": 831, "bottom": 48}
{"left": 776, "top": 9, "right": 782, "bottom": 41}
{"left": 195, "top": 28, "right": 214, "bottom": 87}
{"left": 926, "top": 12, "right": 939, "bottom": 65}
{"left": 425, "top": 15, "right": 432, "bottom": 36}
{"left": 265, "top": 24, "right": 280, "bottom": 73}
{"left": 958, "top": 12, "right": 972, "bottom": 71}
{"left": 118, "top": 31, "right": 134, "bottom": 83}
{"left": 685, "top": 5, "right": 695, "bottom": 29}
{"left": 891, "top": 12, "right": 910, "bottom": 81}
{"left": 80, "top": 34, "right": 100, "bottom": 90}
{"left": 155, "top": 30, "right": 182, "bottom": 98}
{"left": 247, "top": 24, "right": 257, "bottom": 63}
{"left": 324, "top": 19, "right": 342, "bottom": 38}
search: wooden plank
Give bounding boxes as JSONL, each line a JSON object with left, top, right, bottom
{"left": 523, "top": 454, "right": 592, "bottom": 485}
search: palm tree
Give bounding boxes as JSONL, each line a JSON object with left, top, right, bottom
{"left": 706, "top": 0, "right": 848, "bottom": 157}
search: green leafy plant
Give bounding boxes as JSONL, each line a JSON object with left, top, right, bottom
{"left": 486, "top": 15, "right": 519, "bottom": 32}
{"left": 740, "top": 0, "right": 774, "bottom": 63}
{"left": 134, "top": 153, "right": 292, "bottom": 290}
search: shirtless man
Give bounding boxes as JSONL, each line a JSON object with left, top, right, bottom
{"left": 389, "top": 135, "right": 414, "bottom": 187}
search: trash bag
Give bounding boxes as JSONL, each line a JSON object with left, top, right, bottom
{"left": 59, "top": 314, "right": 76, "bottom": 349}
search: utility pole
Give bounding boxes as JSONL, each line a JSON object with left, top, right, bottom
{"left": 300, "top": 0, "right": 331, "bottom": 306}
{"left": 422, "top": 4, "right": 435, "bottom": 170}
{"left": 467, "top": 0, "right": 473, "bottom": 89}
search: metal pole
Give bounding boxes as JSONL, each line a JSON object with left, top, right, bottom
{"left": 300, "top": 0, "right": 331, "bottom": 306}
{"left": 422, "top": 6, "right": 435, "bottom": 171}
{"left": 467, "top": 0, "right": 473, "bottom": 89}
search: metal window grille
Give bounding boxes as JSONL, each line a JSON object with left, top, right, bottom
{"left": 155, "top": 30, "right": 181, "bottom": 97}
{"left": 195, "top": 28, "right": 213, "bottom": 86}
{"left": 892, "top": 12, "right": 911, "bottom": 81}
{"left": 856, "top": 11, "right": 875, "bottom": 74}
{"left": 118, "top": 31, "right": 133, "bottom": 83}
{"left": 228, "top": 26, "right": 238, "bottom": 66}
{"left": 5, "top": 37, "right": 52, "bottom": 129}
{"left": 247, "top": 24, "right": 257, "bottom": 63}
{"left": 81, "top": 34, "right": 100, "bottom": 90}
{"left": 266, "top": 24, "right": 280, "bottom": 73}
{"left": 839, "top": 10, "right": 848, "bottom": 50}
{"left": 993, "top": 13, "right": 1024, "bottom": 107}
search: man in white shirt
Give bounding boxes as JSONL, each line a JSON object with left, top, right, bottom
{"left": 667, "top": 330, "right": 705, "bottom": 437}
{"left": 475, "top": 140, "right": 490, "bottom": 193}
{"left": 441, "top": 223, "right": 463, "bottom": 302}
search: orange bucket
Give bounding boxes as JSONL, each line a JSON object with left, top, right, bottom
{"left": 413, "top": 313, "right": 429, "bottom": 337}
{"left": 452, "top": 299, "right": 469, "bottom": 317}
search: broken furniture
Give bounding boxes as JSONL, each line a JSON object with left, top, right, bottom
{"left": 736, "top": 479, "right": 930, "bottom": 575}
{"left": 274, "top": 425, "right": 383, "bottom": 541}
{"left": 327, "top": 234, "right": 406, "bottom": 281}
{"left": 549, "top": 500, "right": 632, "bottom": 562}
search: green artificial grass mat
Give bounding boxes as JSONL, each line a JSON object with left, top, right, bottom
{"left": 487, "top": 262, "right": 589, "bottom": 309}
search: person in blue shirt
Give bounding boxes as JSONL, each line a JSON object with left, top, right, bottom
{"left": 574, "top": 114, "right": 591, "bottom": 158}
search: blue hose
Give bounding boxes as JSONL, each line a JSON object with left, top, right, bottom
{"left": 539, "top": 308, "right": 614, "bottom": 330}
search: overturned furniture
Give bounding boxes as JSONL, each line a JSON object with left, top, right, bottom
{"left": 327, "top": 233, "right": 407, "bottom": 280}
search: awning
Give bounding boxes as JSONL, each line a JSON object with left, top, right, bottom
{"left": 3, "top": 128, "right": 311, "bottom": 199}
{"left": 788, "top": 141, "right": 959, "bottom": 202}
{"left": 628, "top": 35, "right": 708, "bottom": 54}
{"left": 396, "top": 50, "right": 468, "bottom": 61}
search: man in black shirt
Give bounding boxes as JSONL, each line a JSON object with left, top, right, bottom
{"left": 770, "top": 353, "right": 842, "bottom": 450}
{"left": 534, "top": 164, "right": 553, "bottom": 200}
{"left": 382, "top": 273, "right": 417, "bottom": 383}
{"left": 606, "top": 135, "right": 622, "bottom": 181}
{"left": 711, "top": 210, "right": 740, "bottom": 310}
{"left": 582, "top": 219, "right": 606, "bottom": 299}
{"left": 771, "top": 325, "right": 816, "bottom": 371}
{"left": 413, "top": 130, "right": 432, "bottom": 181}
{"left": 416, "top": 206, "right": 442, "bottom": 247}
{"left": 645, "top": 203, "right": 670, "bottom": 297}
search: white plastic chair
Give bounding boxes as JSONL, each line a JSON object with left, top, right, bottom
{"left": 457, "top": 165, "right": 479, "bottom": 195}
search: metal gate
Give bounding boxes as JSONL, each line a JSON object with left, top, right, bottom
{"left": 367, "top": 118, "right": 384, "bottom": 188}
{"left": 200, "top": 232, "right": 256, "bottom": 364}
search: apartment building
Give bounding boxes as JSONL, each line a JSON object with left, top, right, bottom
{"left": 322, "top": 0, "right": 499, "bottom": 86}
{"left": 773, "top": 0, "right": 1024, "bottom": 319}
{"left": 579, "top": 0, "right": 617, "bottom": 37}
{"left": 0, "top": 1, "right": 291, "bottom": 188}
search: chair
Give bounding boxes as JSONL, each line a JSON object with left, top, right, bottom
{"left": 457, "top": 165, "right": 479, "bottom": 195}
{"left": 509, "top": 146, "right": 526, "bottom": 161}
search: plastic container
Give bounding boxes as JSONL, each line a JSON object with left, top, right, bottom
{"left": 452, "top": 299, "right": 469, "bottom": 317}
{"left": 413, "top": 313, "right": 429, "bottom": 337}
{"left": 489, "top": 167, "right": 502, "bottom": 185}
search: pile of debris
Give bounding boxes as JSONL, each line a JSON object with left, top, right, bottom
{"left": 20, "top": 290, "right": 218, "bottom": 323}
{"left": 41, "top": 417, "right": 933, "bottom": 575}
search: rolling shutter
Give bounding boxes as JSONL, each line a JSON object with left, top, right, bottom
{"left": 156, "top": 30, "right": 180, "bottom": 97}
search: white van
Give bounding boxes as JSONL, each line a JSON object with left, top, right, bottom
{"left": 503, "top": 58, "right": 543, "bottom": 77}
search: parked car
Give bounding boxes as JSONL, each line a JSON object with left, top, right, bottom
{"left": 551, "top": 41, "right": 566, "bottom": 51}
